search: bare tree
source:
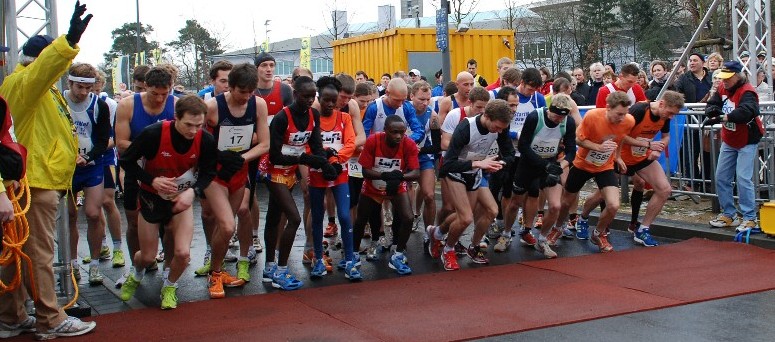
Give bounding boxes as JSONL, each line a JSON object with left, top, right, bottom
{"left": 450, "top": 0, "right": 482, "bottom": 27}
{"left": 314, "top": 0, "right": 357, "bottom": 62}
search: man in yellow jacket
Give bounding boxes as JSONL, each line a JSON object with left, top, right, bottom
{"left": 0, "top": 1, "right": 97, "bottom": 339}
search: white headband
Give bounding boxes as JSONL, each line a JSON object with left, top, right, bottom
{"left": 68, "top": 75, "right": 96, "bottom": 84}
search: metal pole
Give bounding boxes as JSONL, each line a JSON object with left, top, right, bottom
{"left": 4, "top": 0, "right": 19, "bottom": 73}
{"left": 656, "top": 0, "right": 722, "bottom": 100}
{"left": 747, "top": 0, "right": 758, "bottom": 87}
{"left": 135, "top": 0, "right": 141, "bottom": 58}
{"left": 441, "top": 1, "right": 451, "bottom": 88}
{"left": 45, "top": 0, "right": 58, "bottom": 36}
{"left": 55, "top": 195, "right": 72, "bottom": 302}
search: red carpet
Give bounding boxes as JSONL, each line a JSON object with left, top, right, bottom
{"left": 25, "top": 239, "right": 775, "bottom": 341}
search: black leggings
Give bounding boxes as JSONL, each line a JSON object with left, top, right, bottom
{"left": 353, "top": 195, "right": 412, "bottom": 252}
{"left": 264, "top": 181, "right": 301, "bottom": 266}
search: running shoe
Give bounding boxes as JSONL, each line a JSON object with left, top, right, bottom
{"left": 271, "top": 270, "right": 304, "bottom": 291}
{"left": 99, "top": 246, "right": 111, "bottom": 260}
{"left": 535, "top": 239, "right": 558, "bottom": 259}
{"left": 366, "top": 241, "right": 380, "bottom": 261}
{"left": 247, "top": 248, "right": 258, "bottom": 265}
{"left": 112, "top": 250, "right": 125, "bottom": 268}
{"left": 412, "top": 215, "right": 422, "bottom": 232}
{"left": 454, "top": 241, "right": 467, "bottom": 255}
{"left": 311, "top": 259, "right": 328, "bottom": 278}
{"left": 194, "top": 255, "right": 212, "bottom": 276}
{"left": 736, "top": 220, "right": 758, "bottom": 233}
{"left": 389, "top": 253, "right": 412, "bottom": 275}
{"left": 441, "top": 249, "right": 460, "bottom": 271}
{"left": 590, "top": 230, "right": 614, "bottom": 253}
{"left": 479, "top": 237, "right": 489, "bottom": 249}
{"left": 155, "top": 251, "right": 165, "bottom": 263}
{"left": 709, "top": 213, "right": 741, "bottom": 228}
{"left": 576, "top": 219, "right": 590, "bottom": 240}
{"left": 535, "top": 213, "right": 544, "bottom": 229}
{"left": 72, "top": 267, "right": 81, "bottom": 281}
{"left": 378, "top": 235, "right": 391, "bottom": 252}
{"left": 146, "top": 262, "right": 158, "bottom": 272}
{"left": 160, "top": 285, "right": 178, "bottom": 309}
{"left": 115, "top": 272, "right": 128, "bottom": 289}
{"left": 466, "top": 245, "right": 489, "bottom": 264}
{"left": 344, "top": 261, "right": 363, "bottom": 281}
{"left": 633, "top": 228, "right": 659, "bottom": 247}
{"left": 88, "top": 267, "right": 103, "bottom": 285}
{"left": 519, "top": 229, "right": 536, "bottom": 246}
{"left": 493, "top": 235, "right": 511, "bottom": 252}
{"left": 364, "top": 224, "right": 372, "bottom": 239}
{"left": 302, "top": 249, "right": 314, "bottom": 264}
{"left": 208, "top": 272, "right": 226, "bottom": 299}
{"left": 324, "top": 222, "right": 338, "bottom": 238}
{"left": 262, "top": 264, "right": 277, "bottom": 283}
{"left": 224, "top": 249, "right": 238, "bottom": 262}
{"left": 76, "top": 194, "right": 84, "bottom": 206}
{"left": 383, "top": 209, "right": 393, "bottom": 227}
{"left": 562, "top": 226, "right": 575, "bottom": 239}
{"left": 0, "top": 316, "right": 36, "bottom": 339}
{"left": 546, "top": 229, "right": 562, "bottom": 246}
{"left": 229, "top": 233, "right": 239, "bottom": 248}
{"left": 567, "top": 215, "right": 578, "bottom": 231}
{"left": 119, "top": 274, "right": 140, "bottom": 301}
{"left": 486, "top": 221, "right": 501, "bottom": 239}
{"left": 253, "top": 236, "right": 264, "bottom": 252}
{"left": 426, "top": 225, "right": 443, "bottom": 259}
{"left": 34, "top": 316, "right": 95, "bottom": 340}
{"left": 221, "top": 270, "right": 246, "bottom": 287}
{"left": 237, "top": 260, "right": 251, "bottom": 282}
{"left": 627, "top": 221, "right": 641, "bottom": 234}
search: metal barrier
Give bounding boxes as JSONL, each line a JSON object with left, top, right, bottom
{"left": 577, "top": 102, "right": 775, "bottom": 212}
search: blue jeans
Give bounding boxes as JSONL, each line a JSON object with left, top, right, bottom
{"left": 310, "top": 184, "right": 354, "bottom": 262}
{"left": 715, "top": 142, "right": 757, "bottom": 221}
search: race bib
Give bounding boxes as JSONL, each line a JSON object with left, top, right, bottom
{"left": 585, "top": 149, "right": 613, "bottom": 166}
{"left": 464, "top": 151, "right": 487, "bottom": 162}
{"left": 161, "top": 168, "right": 198, "bottom": 200}
{"left": 217, "top": 124, "right": 254, "bottom": 152}
{"left": 486, "top": 141, "right": 499, "bottom": 158}
{"left": 348, "top": 157, "right": 363, "bottom": 178}
{"left": 321, "top": 131, "right": 343, "bottom": 151}
{"left": 723, "top": 122, "right": 736, "bottom": 131}
{"left": 532, "top": 139, "right": 560, "bottom": 158}
{"left": 631, "top": 137, "right": 650, "bottom": 157}
{"left": 372, "top": 157, "right": 401, "bottom": 190}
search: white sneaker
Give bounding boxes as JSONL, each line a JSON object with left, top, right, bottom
{"left": 228, "top": 234, "right": 239, "bottom": 248}
{"left": 115, "top": 271, "right": 129, "bottom": 289}
{"left": 35, "top": 316, "right": 95, "bottom": 340}
{"left": 224, "top": 249, "right": 238, "bottom": 262}
{"left": 494, "top": 235, "right": 511, "bottom": 252}
{"left": 535, "top": 240, "right": 558, "bottom": 259}
{"left": 0, "top": 316, "right": 36, "bottom": 338}
{"left": 709, "top": 213, "right": 741, "bottom": 228}
{"left": 735, "top": 220, "right": 758, "bottom": 233}
{"left": 252, "top": 236, "right": 264, "bottom": 253}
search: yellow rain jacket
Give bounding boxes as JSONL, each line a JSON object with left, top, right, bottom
{"left": 0, "top": 35, "right": 79, "bottom": 190}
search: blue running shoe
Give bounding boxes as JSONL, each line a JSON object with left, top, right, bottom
{"left": 271, "top": 270, "right": 304, "bottom": 290}
{"left": 576, "top": 219, "right": 589, "bottom": 240}
{"left": 310, "top": 259, "right": 327, "bottom": 278}
{"left": 344, "top": 261, "right": 362, "bottom": 281}
{"left": 337, "top": 254, "right": 362, "bottom": 270}
{"left": 261, "top": 264, "right": 276, "bottom": 283}
{"left": 633, "top": 229, "right": 659, "bottom": 247}
{"left": 388, "top": 253, "right": 412, "bottom": 275}
{"left": 562, "top": 227, "right": 575, "bottom": 239}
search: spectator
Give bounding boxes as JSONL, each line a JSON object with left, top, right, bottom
{"left": 602, "top": 70, "right": 615, "bottom": 84}
{"left": 637, "top": 70, "right": 649, "bottom": 92}
{"left": 379, "top": 73, "right": 390, "bottom": 96}
{"left": 584, "top": 62, "right": 605, "bottom": 106}
{"left": 573, "top": 67, "right": 590, "bottom": 102}
{"left": 675, "top": 53, "right": 713, "bottom": 192}
{"left": 740, "top": 51, "right": 750, "bottom": 66}
{"left": 707, "top": 52, "right": 723, "bottom": 72}
{"left": 605, "top": 62, "right": 616, "bottom": 74}
{"left": 646, "top": 60, "right": 673, "bottom": 101}
{"left": 705, "top": 61, "right": 765, "bottom": 232}
{"left": 486, "top": 57, "right": 515, "bottom": 91}
{"left": 676, "top": 53, "right": 712, "bottom": 103}
{"left": 355, "top": 70, "right": 368, "bottom": 84}
{"left": 539, "top": 66, "right": 553, "bottom": 95}
{"left": 0, "top": 2, "right": 97, "bottom": 339}
{"left": 755, "top": 69, "right": 772, "bottom": 102}
{"left": 672, "top": 60, "right": 686, "bottom": 77}
{"left": 409, "top": 69, "right": 422, "bottom": 84}
{"left": 432, "top": 69, "right": 444, "bottom": 97}
{"left": 467, "top": 59, "right": 488, "bottom": 87}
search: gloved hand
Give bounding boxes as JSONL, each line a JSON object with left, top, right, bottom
{"left": 380, "top": 170, "right": 404, "bottom": 181}
{"left": 705, "top": 105, "right": 723, "bottom": 118}
{"left": 324, "top": 148, "right": 339, "bottom": 160}
{"left": 331, "top": 163, "right": 343, "bottom": 175}
{"left": 299, "top": 153, "right": 327, "bottom": 168}
{"left": 702, "top": 116, "right": 722, "bottom": 127}
{"left": 66, "top": 1, "right": 93, "bottom": 45}
{"left": 322, "top": 163, "right": 339, "bottom": 181}
{"left": 385, "top": 179, "right": 401, "bottom": 196}
{"left": 545, "top": 161, "right": 563, "bottom": 176}
{"left": 217, "top": 150, "right": 245, "bottom": 181}
{"left": 419, "top": 128, "right": 442, "bottom": 154}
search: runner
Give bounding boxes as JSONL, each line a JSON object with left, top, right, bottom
{"left": 513, "top": 94, "right": 577, "bottom": 258}
{"left": 352, "top": 115, "right": 420, "bottom": 275}
{"left": 308, "top": 76, "right": 360, "bottom": 280}
{"left": 64, "top": 63, "right": 111, "bottom": 284}
{"left": 555, "top": 92, "right": 635, "bottom": 253}
{"left": 429, "top": 99, "right": 514, "bottom": 270}
{"left": 577, "top": 91, "right": 684, "bottom": 247}
{"left": 118, "top": 95, "right": 217, "bottom": 309}
{"left": 408, "top": 81, "right": 441, "bottom": 234}
{"left": 199, "top": 60, "right": 232, "bottom": 101}
{"left": 262, "top": 76, "right": 331, "bottom": 290}
{"left": 437, "top": 71, "right": 474, "bottom": 124}
{"left": 115, "top": 66, "right": 177, "bottom": 285}
{"left": 595, "top": 63, "right": 647, "bottom": 108}
{"left": 202, "top": 63, "right": 270, "bottom": 297}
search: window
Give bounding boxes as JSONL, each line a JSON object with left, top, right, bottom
{"left": 516, "top": 42, "right": 552, "bottom": 60}
{"left": 276, "top": 60, "right": 294, "bottom": 76}
{"left": 311, "top": 58, "right": 333, "bottom": 74}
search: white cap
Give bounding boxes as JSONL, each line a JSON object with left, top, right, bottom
{"left": 409, "top": 69, "right": 421, "bottom": 77}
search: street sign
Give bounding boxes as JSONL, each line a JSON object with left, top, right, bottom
{"left": 435, "top": 9, "right": 448, "bottom": 51}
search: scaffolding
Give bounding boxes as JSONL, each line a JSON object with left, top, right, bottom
{"left": 1, "top": 0, "right": 59, "bottom": 81}
{"left": 732, "top": 0, "right": 773, "bottom": 87}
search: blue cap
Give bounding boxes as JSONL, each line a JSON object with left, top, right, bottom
{"left": 22, "top": 35, "right": 54, "bottom": 57}
{"left": 718, "top": 61, "right": 743, "bottom": 79}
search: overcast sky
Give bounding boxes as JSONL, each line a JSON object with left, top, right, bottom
{"left": 20, "top": 0, "right": 526, "bottom": 66}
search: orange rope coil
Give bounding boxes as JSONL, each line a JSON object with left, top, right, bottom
{"left": 0, "top": 178, "right": 37, "bottom": 299}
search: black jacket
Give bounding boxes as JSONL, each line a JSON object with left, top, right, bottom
{"left": 584, "top": 80, "right": 604, "bottom": 106}
{"left": 645, "top": 79, "right": 675, "bottom": 101}
{"left": 675, "top": 68, "right": 713, "bottom": 103}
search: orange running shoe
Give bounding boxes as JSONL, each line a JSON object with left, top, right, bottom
{"left": 221, "top": 271, "right": 246, "bottom": 287}
{"left": 324, "top": 222, "right": 338, "bottom": 238}
{"left": 323, "top": 254, "right": 334, "bottom": 272}
{"left": 208, "top": 272, "right": 225, "bottom": 299}
{"left": 590, "top": 230, "right": 614, "bottom": 253}
{"left": 302, "top": 249, "right": 314, "bottom": 264}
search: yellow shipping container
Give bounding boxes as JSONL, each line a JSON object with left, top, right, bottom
{"left": 332, "top": 28, "right": 515, "bottom": 85}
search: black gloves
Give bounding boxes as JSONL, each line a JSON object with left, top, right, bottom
{"left": 419, "top": 128, "right": 442, "bottom": 154}
{"left": 380, "top": 170, "right": 404, "bottom": 181}
{"left": 702, "top": 116, "right": 722, "bottom": 127}
{"left": 322, "top": 163, "right": 340, "bottom": 181}
{"left": 705, "top": 105, "right": 723, "bottom": 118}
{"left": 299, "top": 153, "right": 327, "bottom": 169}
{"left": 217, "top": 150, "right": 245, "bottom": 181}
{"left": 324, "top": 148, "right": 339, "bottom": 160}
{"left": 544, "top": 162, "right": 562, "bottom": 187}
{"left": 385, "top": 179, "right": 401, "bottom": 196}
{"left": 66, "top": 1, "right": 93, "bottom": 45}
